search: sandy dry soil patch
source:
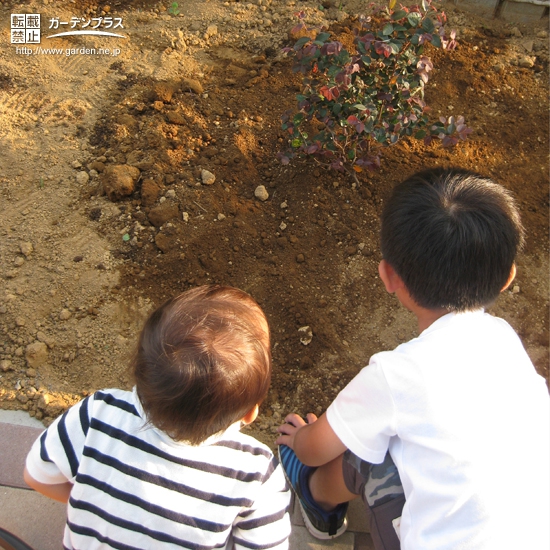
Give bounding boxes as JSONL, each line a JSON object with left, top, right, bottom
{"left": 0, "top": 0, "right": 548, "bottom": 445}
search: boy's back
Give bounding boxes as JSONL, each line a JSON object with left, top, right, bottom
{"left": 25, "top": 286, "right": 291, "bottom": 549}
{"left": 26, "top": 388, "right": 290, "bottom": 550}
{"left": 276, "top": 169, "right": 549, "bottom": 550}
{"left": 328, "top": 309, "right": 550, "bottom": 549}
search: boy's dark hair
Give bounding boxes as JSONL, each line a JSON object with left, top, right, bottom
{"left": 132, "top": 285, "right": 271, "bottom": 445}
{"left": 380, "top": 168, "right": 524, "bottom": 312}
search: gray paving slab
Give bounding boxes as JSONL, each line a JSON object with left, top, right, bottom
{"left": 0, "top": 486, "right": 66, "bottom": 550}
{"left": 353, "top": 532, "right": 376, "bottom": 550}
{"left": 344, "top": 498, "right": 369, "bottom": 534}
{"left": 289, "top": 524, "right": 355, "bottom": 550}
{"left": 0, "top": 423, "right": 43, "bottom": 489}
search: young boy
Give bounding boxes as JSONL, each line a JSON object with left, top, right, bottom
{"left": 25, "top": 285, "right": 291, "bottom": 550}
{"left": 277, "top": 168, "right": 550, "bottom": 549}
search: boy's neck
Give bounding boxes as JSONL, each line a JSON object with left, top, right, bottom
{"left": 415, "top": 307, "right": 450, "bottom": 333}
{"left": 393, "top": 283, "right": 449, "bottom": 333}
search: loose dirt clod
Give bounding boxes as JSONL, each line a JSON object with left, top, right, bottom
{"left": 102, "top": 165, "right": 141, "bottom": 201}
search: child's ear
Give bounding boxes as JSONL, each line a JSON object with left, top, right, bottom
{"left": 241, "top": 404, "right": 259, "bottom": 426}
{"left": 378, "top": 259, "right": 405, "bottom": 294}
{"left": 501, "top": 263, "right": 517, "bottom": 292}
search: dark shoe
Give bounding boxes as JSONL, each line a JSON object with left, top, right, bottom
{"left": 278, "top": 444, "right": 348, "bottom": 539}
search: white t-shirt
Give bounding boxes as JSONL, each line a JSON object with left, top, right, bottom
{"left": 327, "top": 310, "right": 550, "bottom": 550}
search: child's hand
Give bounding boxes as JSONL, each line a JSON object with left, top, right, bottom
{"left": 276, "top": 412, "right": 318, "bottom": 449}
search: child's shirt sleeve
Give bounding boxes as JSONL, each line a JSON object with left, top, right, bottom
{"left": 327, "top": 356, "right": 397, "bottom": 464}
{"left": 232, "top": 455, "right": 291, "bottom": 550}
{"left": 25, "top": 395, "right": 92, "bottom": 485}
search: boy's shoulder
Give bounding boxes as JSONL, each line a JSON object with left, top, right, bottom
{"left": 373, "top": 310, "right": 527, "bottom": 367}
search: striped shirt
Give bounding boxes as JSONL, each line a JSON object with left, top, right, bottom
{"left": 26, "top": 388, "right": 291, "bottom": 550}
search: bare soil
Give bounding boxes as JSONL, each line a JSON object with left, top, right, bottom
{"left": 0, "top": 0, "right": 548, "bottom": 446}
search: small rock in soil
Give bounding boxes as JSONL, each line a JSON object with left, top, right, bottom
{"left": 59, "top": 309, "right": 71, "bottom": 320}
{"left": 518, "top": 56, "right": 535, "bottom": 68}
{"left": 201, "top": 170, "right": 216, "bottom": 185}
{"left": 298, "top": 326, "right": 313, "bottom": 346}
{"left": 0, "top": 360, "right": 13, "bottom": 372}
{"left": 76, "top": 171, "right": 90, "bottom": 185}
{"left": 255, "top": 185, "right": 269, "bottom": 201}
{"left": 20, "top": 242, "right": 33, "bottom": 257}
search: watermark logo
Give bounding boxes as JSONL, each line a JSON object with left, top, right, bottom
{"left": 11, "top": 14, "right": 41, "bottom": 44}
{"left": 47, "top": 16, "right": 126, "bottom": 38}
{"left": 11, "top": 13, "right": 127, "bottom": 45}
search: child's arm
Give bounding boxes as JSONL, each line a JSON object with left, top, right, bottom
{"left": 276, "top": 412, "right": 347, "bottom": 467}
{"left": 23, "top": 466, "right": 72, "bottom": 503}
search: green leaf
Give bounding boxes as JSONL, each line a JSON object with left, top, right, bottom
{"left": 422, "top": 17, "right": 435, "bottom": 33}
{"left": 392, "top": 10, "right": 407, "bottom": 20}
{"left": 389, "top": 41, "right": 401, "bottom": 54}
{"left": 431, "top": 34, "right": 442, "bottom": 48}
{"left": 291, "top": 138, "right": 302, "bottom": 148}
{"left": 407, "top": 13, "right": 422, "bottom": 27}
{"left": 333, "top": 103, "right": 342, "bottom": 115}
{"left": 294, "top": 37, "right": 311, "bottom": 48}
{"left": 315, "top": 32, "right": 331, "bottom": 42}
{"left": 353, "top": 104, "right": 367, "bottom": 110}
{"left": 382, "top": 23, "right": 394, "bottom": 36}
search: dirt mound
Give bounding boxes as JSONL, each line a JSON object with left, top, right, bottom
{"left": 0, "top": 0, "right": 548, "bottom": 444}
